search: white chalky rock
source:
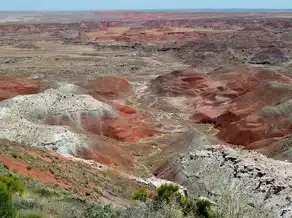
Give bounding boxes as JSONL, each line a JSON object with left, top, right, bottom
{"left": 0, "top": 87, "right": 118, "bottom": 155}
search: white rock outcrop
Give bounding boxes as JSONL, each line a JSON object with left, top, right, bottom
{"left": 0, "top": 87, "right": 117, "bottom": 155}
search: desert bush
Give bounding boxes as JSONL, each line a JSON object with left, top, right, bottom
{"left": 215, "top": 184, "right": 269, "bottom": 218}
{"left": 17, "top": 210, "right": 43, "bottom": 218}
{"left": 14, "top": 198, "right": 41, "bottom": 211}
{"left": 195, "top": 198, "right": 214, "bottom": 217}
{"left": 130, "top": 188, "right": 149, "bottom": 202}
{"left": 35, "top": 187, "right": 58, "bottom": 198}
{"left": 84, "top": 204, "right": 120, "bottom": 218}
{"left": 178, "top": 196, "right": 196, "bottom": 216}
{"left": 0, "top": 182, "right": 17, "bottom": 218}
{"left": 155, "top": 183, "right": 180, "bottom": 203}
{"left": 120, "top": 200, "right": 186, "bottom": 218}
{"left": 129, "top": 184, "right": 221, "bottom": 218}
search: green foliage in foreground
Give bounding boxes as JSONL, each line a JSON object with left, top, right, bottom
{"left": 130, "top": 183, "right": 220, "bottom": 218}
{"left": 0, "top": 175, "right": 24, "bottom": 196}
{"left": 155, "top": 183, "right": 180, "bottom": 203}
{"left": 0, "top": 181, "right": 17, "bottom": 218}
{"left": 0, "top": 165, "right": 269, "bottom": 218}
{"left": 84, "top": 204, "right": 120, "bottom": 218}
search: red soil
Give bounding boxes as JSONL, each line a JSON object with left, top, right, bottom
{"left": 82, "top": 76, "right": 132, "bottom": 100}
{"left": 75, "top": 135, "right": 134, "bottom": 168}
{"left": 0, "top": 76, "right": 40, "bottom": 101}
{"left": 103, "top": 117, "right": 157, "bottom": 142}
{"left": 0, "top": 154, "right": 71, "bottom": 188}
{"left": 80, "top": 76, "right": 157, "bottom": 142}
{"left": 103, "top": 102, "right": 157, "bottom": 142}
{"left": 151, "top": 66, "right": 292, "bottom": 148}
{"left": 114, "top": 103, "right": 137, "bottom": 115}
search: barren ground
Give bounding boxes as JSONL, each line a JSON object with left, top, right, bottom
{"left": 1, "top": 11, "right": 292, "bottom": 217}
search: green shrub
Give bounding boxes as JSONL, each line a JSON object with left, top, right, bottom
{"left": 155, "top": 183, "right": 181, "bottom": 203}
{"left": 0, "top": 182, "right": 17, "bottom": 218}
{"left": 0, "top": 175, "right": 24, "bottom": 196}
{"left": 130, "top": 184, "right": 223, "bottom": 218}
{"left": 130, "top": 188, "right": 149, "bottom": 202}
{"left": 178, "top": 196, "right": 196, "bottom": 215}
{"left": 196, "top": 198, "right": 214, "bottom": 217}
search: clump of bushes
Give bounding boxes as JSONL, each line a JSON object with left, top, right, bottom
{"left": 130, "top": 183, "right": 220, "bottom": 218}
{"left": 155, "top": 183, "right": 181, "bottom": 203}
{"left": 130, "top": 188, "right": 149, "bottom": 202}
{"left": 84, "top": 204, "right": 120, "bottom": 218}
{"left": 0, "top": 175, "right": 44, "bottom": 218}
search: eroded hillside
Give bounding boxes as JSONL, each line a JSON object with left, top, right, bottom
{"left": 1, "top": 11, "right": 292, "bottom": 217}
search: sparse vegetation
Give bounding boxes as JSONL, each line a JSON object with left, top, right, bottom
{"left": 1, "top": 12, "right": 291, "bottom": 218}
{"left": 130, "top": 184, "right": 221, "bottom": 218}
{"left": 35, "top": 187, "right": 59, "bottom": 198}
{"left": 0, "top": 181, "right": 17, "bottom": 218}
{"left": 17, "top": 211, "right": 43, "bottom": 218}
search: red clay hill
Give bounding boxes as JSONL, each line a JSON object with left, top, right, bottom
{"left": 151, "top": 66, "right": 292, "bottom": 158}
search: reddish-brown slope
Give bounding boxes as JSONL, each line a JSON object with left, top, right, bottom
{"left": 151, "top": 67, "right": 292, "bottom": 154}
{"left": 75, "top": 135, "right": 134, "bottom": 168}
{"left": 82, "top": 76, "right": 133, "bottom": 100}
{"left": 0, "top": 140, "right": 150, "bottom": 201}
{"left": 0, "top": 76, "right": 41, "bottom": 101}
{"left": 80, "top": 76, "right": 157, "bottom": 142}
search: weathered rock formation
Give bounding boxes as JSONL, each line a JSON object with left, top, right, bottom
{"left": 249, "top": 47, "right": 288, "bottom": 65}
{"left": 0, "top": 76, "right": 40, "bottom": 101}
{"left": 82, "top": 76, "right": 133, "bottom": 100}
{"left": 151, "top": 66, "right": 292, "bottom": 160}
{"left": 153, "top": 129, "right": 292, "bottom": 218}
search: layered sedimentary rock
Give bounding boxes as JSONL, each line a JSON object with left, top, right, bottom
{"left": 249, "top": 47, "right": 289, "bottom": 65}
{"left": 180, "top": 144, "right": 292, "bottom": 218}
{"left": 0, "top": 77, "right": 156, "bottom": 167}
{"left": 0, "top": 76, "right": 40, "bottom": 101}
{"left": 82, "top": 76, "right": 133, "bottom": 100}
{"left": 151, "top": 66, "right": 292, "bottom": 160}
{"left": 0, "top": 87, "right": 117, "bottom": 152}
{"left": 152, "top": 129, "right": 292, "bottom": 218}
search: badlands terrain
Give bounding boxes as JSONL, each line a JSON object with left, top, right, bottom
{"left": 1, "top": 11, "right": 292, "bottom": 217}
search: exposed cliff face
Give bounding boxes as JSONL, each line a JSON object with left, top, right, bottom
{"left": 180, "top": 143, "right": 292, "bottom": 218}
{"left": 152, "top": 129, "right": 292, "bottom": 218}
